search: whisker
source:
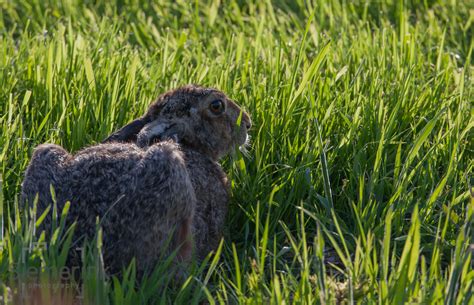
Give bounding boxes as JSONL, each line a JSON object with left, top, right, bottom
{"left": 239, "top": 135, "right": 252, "bottom": 159}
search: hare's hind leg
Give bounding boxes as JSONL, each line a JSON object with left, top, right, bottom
{"left": 130, "top": 141, "right": 196, "bottom": 271}
{"left": 176, "top": 217, "right": 193, "bottom": 262}
{"left": 21, "top": 144, "right": 69, "bottom": 207}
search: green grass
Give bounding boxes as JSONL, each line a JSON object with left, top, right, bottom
{"left": 0, "top": 0, "right": 473, "bottom": 303}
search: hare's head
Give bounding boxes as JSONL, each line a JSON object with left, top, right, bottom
{"left": 104, "top": 85, "right": 251, "bottom": 160}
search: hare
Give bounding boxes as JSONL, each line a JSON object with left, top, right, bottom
{"left": 21, "top": 85, "right": 251, "bottom": 275}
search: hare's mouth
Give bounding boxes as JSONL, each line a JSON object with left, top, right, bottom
{"left": 239, "top": 134, "right": 251, "bottom": 155}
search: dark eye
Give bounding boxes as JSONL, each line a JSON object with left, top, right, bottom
{"left": 209, "top": 99, "right": 225, "bottom": 114}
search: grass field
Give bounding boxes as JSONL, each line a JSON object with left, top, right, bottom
{"left": 0, "top": 0, "right": 473, "bottom": 303}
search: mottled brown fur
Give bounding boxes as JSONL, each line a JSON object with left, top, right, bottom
{"left": 22, "top": 141, "right": 196, "bottom": 275}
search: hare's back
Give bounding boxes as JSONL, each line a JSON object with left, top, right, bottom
{"left": 72, "top": 143, "right": 144, "bottom": 164}
{"left": 66, "top": 143, "right": 144, "bottom": 204}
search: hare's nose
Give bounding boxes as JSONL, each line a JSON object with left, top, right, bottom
{"left": 242, "top": 113, "right": 252, "bottom": 129}
{"left": 243, "top": 118, "right": 251, "bottom": 130}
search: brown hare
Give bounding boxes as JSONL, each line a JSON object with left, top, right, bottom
{"left": 21, "top": 85, "right": 251, "bottom": 276}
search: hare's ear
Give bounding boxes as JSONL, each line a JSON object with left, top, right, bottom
{"left": 136, "top": 121, "right": 187, "bottom": 147}
{"left": 102, "top": 117, "right": 149, "bottom": 143}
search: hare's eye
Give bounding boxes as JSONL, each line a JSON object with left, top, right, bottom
{"left": 209, "top": 99, "right": 225, "bottom": 114}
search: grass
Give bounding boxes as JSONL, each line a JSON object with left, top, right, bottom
{"left": 0, "top": 0, "right": 473, "bottom": 303}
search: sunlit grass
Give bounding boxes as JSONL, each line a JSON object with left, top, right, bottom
{"left": 0, "top": 0, "right": 473, "bottom": 303}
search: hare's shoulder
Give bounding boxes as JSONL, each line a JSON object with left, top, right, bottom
{"left": 182, "top": 149, "right": 226, "bottom": 176}
{"left": 182, "top": 149, "right": 229, "bottom": 196}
